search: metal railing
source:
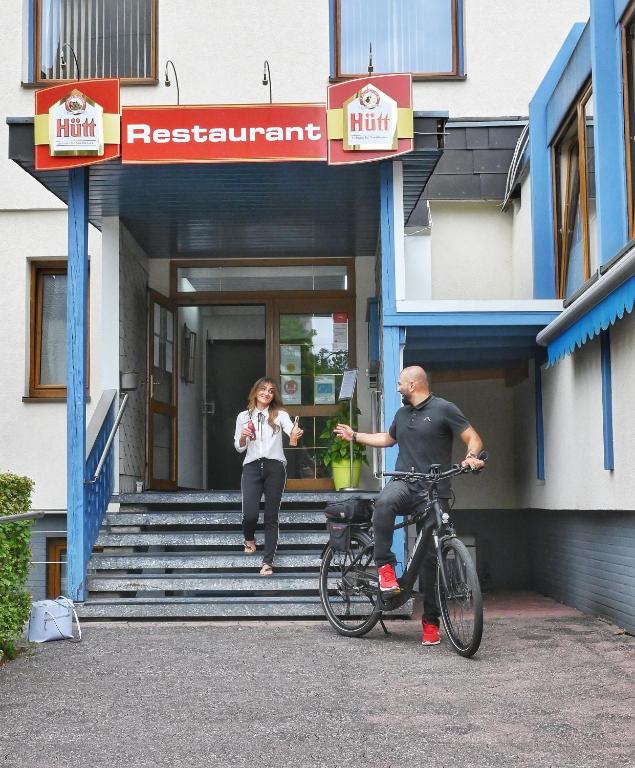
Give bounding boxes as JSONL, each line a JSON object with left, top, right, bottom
{"left": 370, "top": 388, "right": 384, "bottom": 480}
{"left": 0, "top": 511, "right": 45, "bottom": 524}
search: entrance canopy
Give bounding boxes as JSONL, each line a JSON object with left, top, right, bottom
{"left": 8, "top": 116, "right": 443, "bottom": 260}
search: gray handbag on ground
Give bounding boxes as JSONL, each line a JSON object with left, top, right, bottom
{"left": 27, "top": 596, "right": 82, "bottom": 643}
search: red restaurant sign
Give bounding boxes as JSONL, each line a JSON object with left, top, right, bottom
{"left": 121, "top": 104, "right": 327, "bottom": 163}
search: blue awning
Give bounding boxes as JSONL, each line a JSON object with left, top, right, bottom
{"left": 538, "top": 243, "right": 635, "bottom": 366}
{"left": 546, "top": 274, "right": 635, "bottom": 365}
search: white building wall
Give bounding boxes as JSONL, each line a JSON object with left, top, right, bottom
{"left": 413, "top": 0, "right": 590, "bottom": 117}
{"left": 0, "top": 210, "right": 102, "bottom": 509}
{"left": 430, "top": 377, "right": 518, "bottom": 510}
{"left": 510, "top": 176, "right": 534, "bottom": 299}
{"left": 429, "top": 202, "right": 514, "bottom": 299}
{"left": 514, "top": 311, "right": 635, "bottom": 510}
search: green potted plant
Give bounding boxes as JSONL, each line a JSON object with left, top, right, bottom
{"left": 320, "top": 405, "right": 368, "bottom": 490}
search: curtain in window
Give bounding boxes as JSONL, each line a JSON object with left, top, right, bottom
{"left": 38, "top": 0, "right": 153, "bottom": 80}
{"left": 40, "top": 273, "right": 67, "bottom": 386}
{"left": 339, "top": 0, "right": 454, "bottom": 75}
{"left": 562, "top": 145, "right": 583, "bottom": 299}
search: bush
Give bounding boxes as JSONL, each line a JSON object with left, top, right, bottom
{"left": 0, "top": 473, "right": 34, "bottom": 659}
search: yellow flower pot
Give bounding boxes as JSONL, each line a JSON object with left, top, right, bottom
{"left": 331, "top": 458, "right": 362, "bottom": 490}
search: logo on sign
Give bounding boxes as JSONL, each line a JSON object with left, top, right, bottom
{"left": 49, "top": 88, "right": 104, "bottom": 157}
{"left": 343, "top": 84, "right": 397, "bottom": 152}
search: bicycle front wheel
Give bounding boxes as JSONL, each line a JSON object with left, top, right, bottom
{"left": 437, "top": 537, "right": 483, "bottom": 657}
{"left": 319, "top": 528, "right": 381, "bottom": 637}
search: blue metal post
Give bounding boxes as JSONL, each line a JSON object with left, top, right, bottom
{"left": 66, "top": 166, "right": 89, "bottom": 601}
{"left": 534, "top": 360, "right": 545, "bottom": 481}
{"left": 600, "top": 330, "right": 614, "bottom": 470}
{"left": 379, "top": 161, "right": 406, "bottom": 572}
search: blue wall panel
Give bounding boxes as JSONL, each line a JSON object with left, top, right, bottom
{"left": 546, "top": 24, "right": 592, "bottom": 144}
{"left": 530, "top": 23, "right": 587, "bottom": 298}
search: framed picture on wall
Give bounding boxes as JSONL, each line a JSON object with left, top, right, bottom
{"left": 181, "top": 323, "right": 197, "bottom": 383}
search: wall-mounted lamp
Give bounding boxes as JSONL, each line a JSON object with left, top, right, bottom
{"left": 60, "top": 43, "right": 80, "bottom": 79}
{"left": 262, "top": 60, "right": 272, "bottom": 104}
{"left": 164, "top": 59, "right": 180, "bottom": 105}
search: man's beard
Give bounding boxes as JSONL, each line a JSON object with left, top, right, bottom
{"left": 401, "top": 394, "right": 411, "bottom": 406}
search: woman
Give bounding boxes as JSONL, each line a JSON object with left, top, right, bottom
{"left": 234, "top": 377, "right": 302, "bottom": 576}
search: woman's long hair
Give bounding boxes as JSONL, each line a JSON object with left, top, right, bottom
{"left": 246, "top": 377, "right": 283, "bottom": 433}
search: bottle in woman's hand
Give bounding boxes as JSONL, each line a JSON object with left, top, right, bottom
{"left": 247, "top": 418, "right": 257, "bottom": 440}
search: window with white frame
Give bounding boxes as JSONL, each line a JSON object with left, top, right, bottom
{"left": 35, "top": 0, "right": 157, "bottom": 83}
{"left": 334, "top": 0, "right": 462, "bottom": 79}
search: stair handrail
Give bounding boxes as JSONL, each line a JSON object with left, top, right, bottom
{"left": 85, "top": 391, "right": 129, "bottom": 485}
{"left": 0, "top": 510, "right": 45, "bottom": 524}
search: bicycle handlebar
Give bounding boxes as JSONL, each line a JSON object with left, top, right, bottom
{"left": 383, "top": 451, "right": 488, "bottom": 484}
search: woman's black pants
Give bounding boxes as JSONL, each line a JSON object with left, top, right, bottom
{"left": 241, "top": 458, "right": 286, "bottom": 565}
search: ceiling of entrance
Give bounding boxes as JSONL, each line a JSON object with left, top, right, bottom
{"left": 16, "top": 156, "right": 383, "bottom": 260}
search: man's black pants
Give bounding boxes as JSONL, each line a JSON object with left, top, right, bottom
{"left": 241, "top": 458, "right": 286, "bottom": 565}
{"left": 373, "top": 478, "right": 449, "bottom": 626}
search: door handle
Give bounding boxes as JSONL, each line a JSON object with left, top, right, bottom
{"left": 202, "top": 400, "right": 216, "bottom": 416}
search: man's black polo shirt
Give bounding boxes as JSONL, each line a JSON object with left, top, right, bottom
{"left": 388, "top": 395, "right": 470, "bottom": 498}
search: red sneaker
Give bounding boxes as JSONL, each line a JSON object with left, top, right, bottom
{"left": 421, "top": 621, "right": 440, "bottom": 646}
{"left": 377, "top": 564, "right": 400, "bottom": 593}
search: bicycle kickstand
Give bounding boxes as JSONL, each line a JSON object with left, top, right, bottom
{"left": 379, "top": 618, "right": 391, "bottom": 636}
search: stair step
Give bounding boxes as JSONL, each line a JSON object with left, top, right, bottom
{"left": 106, "top": 510, "right": 327, "bottom": 526}
{"left": 89, "top": 572, "right": 327, "bottom": 592}
{"left": 76, "top": 595, "right": 414, "bottom": 620}
{"left": 90, "top": 551, "right": 322, "bottom": 570}
{"left": 115, "top": 491, "right": 366, "bottom": 505}
{"left": 96, "top": 531, "right": 329, "bottom": 547}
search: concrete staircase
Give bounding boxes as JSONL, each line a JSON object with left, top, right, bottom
{"left": 76, "top": 491, "right": 381, "bottom": 620}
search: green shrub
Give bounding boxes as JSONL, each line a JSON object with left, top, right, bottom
{"left": 0, "top": 473, "right": 34, "bottom": 659}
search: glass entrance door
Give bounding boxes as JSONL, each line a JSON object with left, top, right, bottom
{"left": 275, "top": 301, "right": 355, "bottom": 489}
{"left": 148, "top": 291, "right": 177, "bottom": 490}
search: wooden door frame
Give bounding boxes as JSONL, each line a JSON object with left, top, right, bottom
{"left": 147, "top": 289, "right": 178, "bottom": 490}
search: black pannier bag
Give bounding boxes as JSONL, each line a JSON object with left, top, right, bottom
{"left": 328, "top": 521, "right": 351, "bottom": 552}
{"left": 324, "top": 496, "right": 374, "bottom": 524}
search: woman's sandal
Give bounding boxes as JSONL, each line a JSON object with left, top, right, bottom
{"left": 244, "top": 540, "right": 257, "bottom": 554}
{"left": 259, "top": 563, "right": 273, "bottom": 577}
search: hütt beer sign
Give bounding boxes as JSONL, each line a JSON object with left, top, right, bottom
{"left": 327, "top": 73, "right": 413, "bottom": 164}
{"left": 34, "top": 79, "right": 120, "bottom": 170}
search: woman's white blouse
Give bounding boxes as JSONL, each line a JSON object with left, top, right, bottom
{"left": 233, "top": 407, "right": 295, "bottom": 466}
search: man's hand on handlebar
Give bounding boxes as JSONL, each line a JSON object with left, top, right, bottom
{"left": 461, "top": 450, "right": 487, "bottom": 473}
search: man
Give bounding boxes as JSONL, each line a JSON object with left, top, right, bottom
{"left": 334, "top": 365, "right": 484, "bottom": 647}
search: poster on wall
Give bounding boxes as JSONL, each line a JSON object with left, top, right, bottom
{"left": 315, "top": 375, "right": 336, "bottom": 405}
{"left": 280, "top": 344, "right": 302, "bottom": 374}
{"left": 281, "top": 375, "right": 302, "bottom": 405}
{"left": 332, "top": 313, "right": 348, "bottom": 351}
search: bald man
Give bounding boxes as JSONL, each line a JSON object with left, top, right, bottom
{"left": 334, "top": 365, "right": 484, "bottom": 646}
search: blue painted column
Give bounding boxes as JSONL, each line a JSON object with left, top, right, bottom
{"left": 534, "top": 360, "right": 545, "bottom": 481}
{"left": 590, "top": 0, "right": 629, "bottom": 264}
{"left": 530, "top": 24, "right": 586, "bottom": 298}
{"left": 379, "top": 162, "right": 406, "bottom": 571}
{"left": 600, "top": 330, "right": 615, "bottom": 470}
{"left": 66, "top": 166, "right": 89, "bottom": 601}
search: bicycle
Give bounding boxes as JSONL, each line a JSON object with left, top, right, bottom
{"left": 319, "top": 459, "right": 486, "bottom": 657}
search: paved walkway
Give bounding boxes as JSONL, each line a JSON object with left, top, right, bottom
{"left": 0, "top": 593, "right": 633, "bottom": 768}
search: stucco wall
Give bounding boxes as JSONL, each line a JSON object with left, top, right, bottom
{"left": 510, "top": 176, "right": 534, "bottom": 299}
{"left": 414, "top": 0, "right": 589, "bottom": 117}
{"left": 428, "top": 377, "right": 518, "bottom": 510}
{"left": 0, "top": 210, "right": 101, "bottom": 509}
{"left": 118, "top": 225, "right": 149, "bottom": 493}
{"left": 514, "top": 312, "right": 635, "bottom": 510}
{"left": 429, "top": 202, "right": 514, "bottom": 299}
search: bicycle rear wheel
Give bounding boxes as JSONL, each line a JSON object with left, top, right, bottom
{"left": 319, "top": 528, "right": 381, "bottom": 637}
{"left": 437, "top": 537, "right": 483, "bottom": 657}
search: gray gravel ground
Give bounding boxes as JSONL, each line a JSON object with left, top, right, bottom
{"left": 0, "top": 613, "right": 633, "bottom": 768}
